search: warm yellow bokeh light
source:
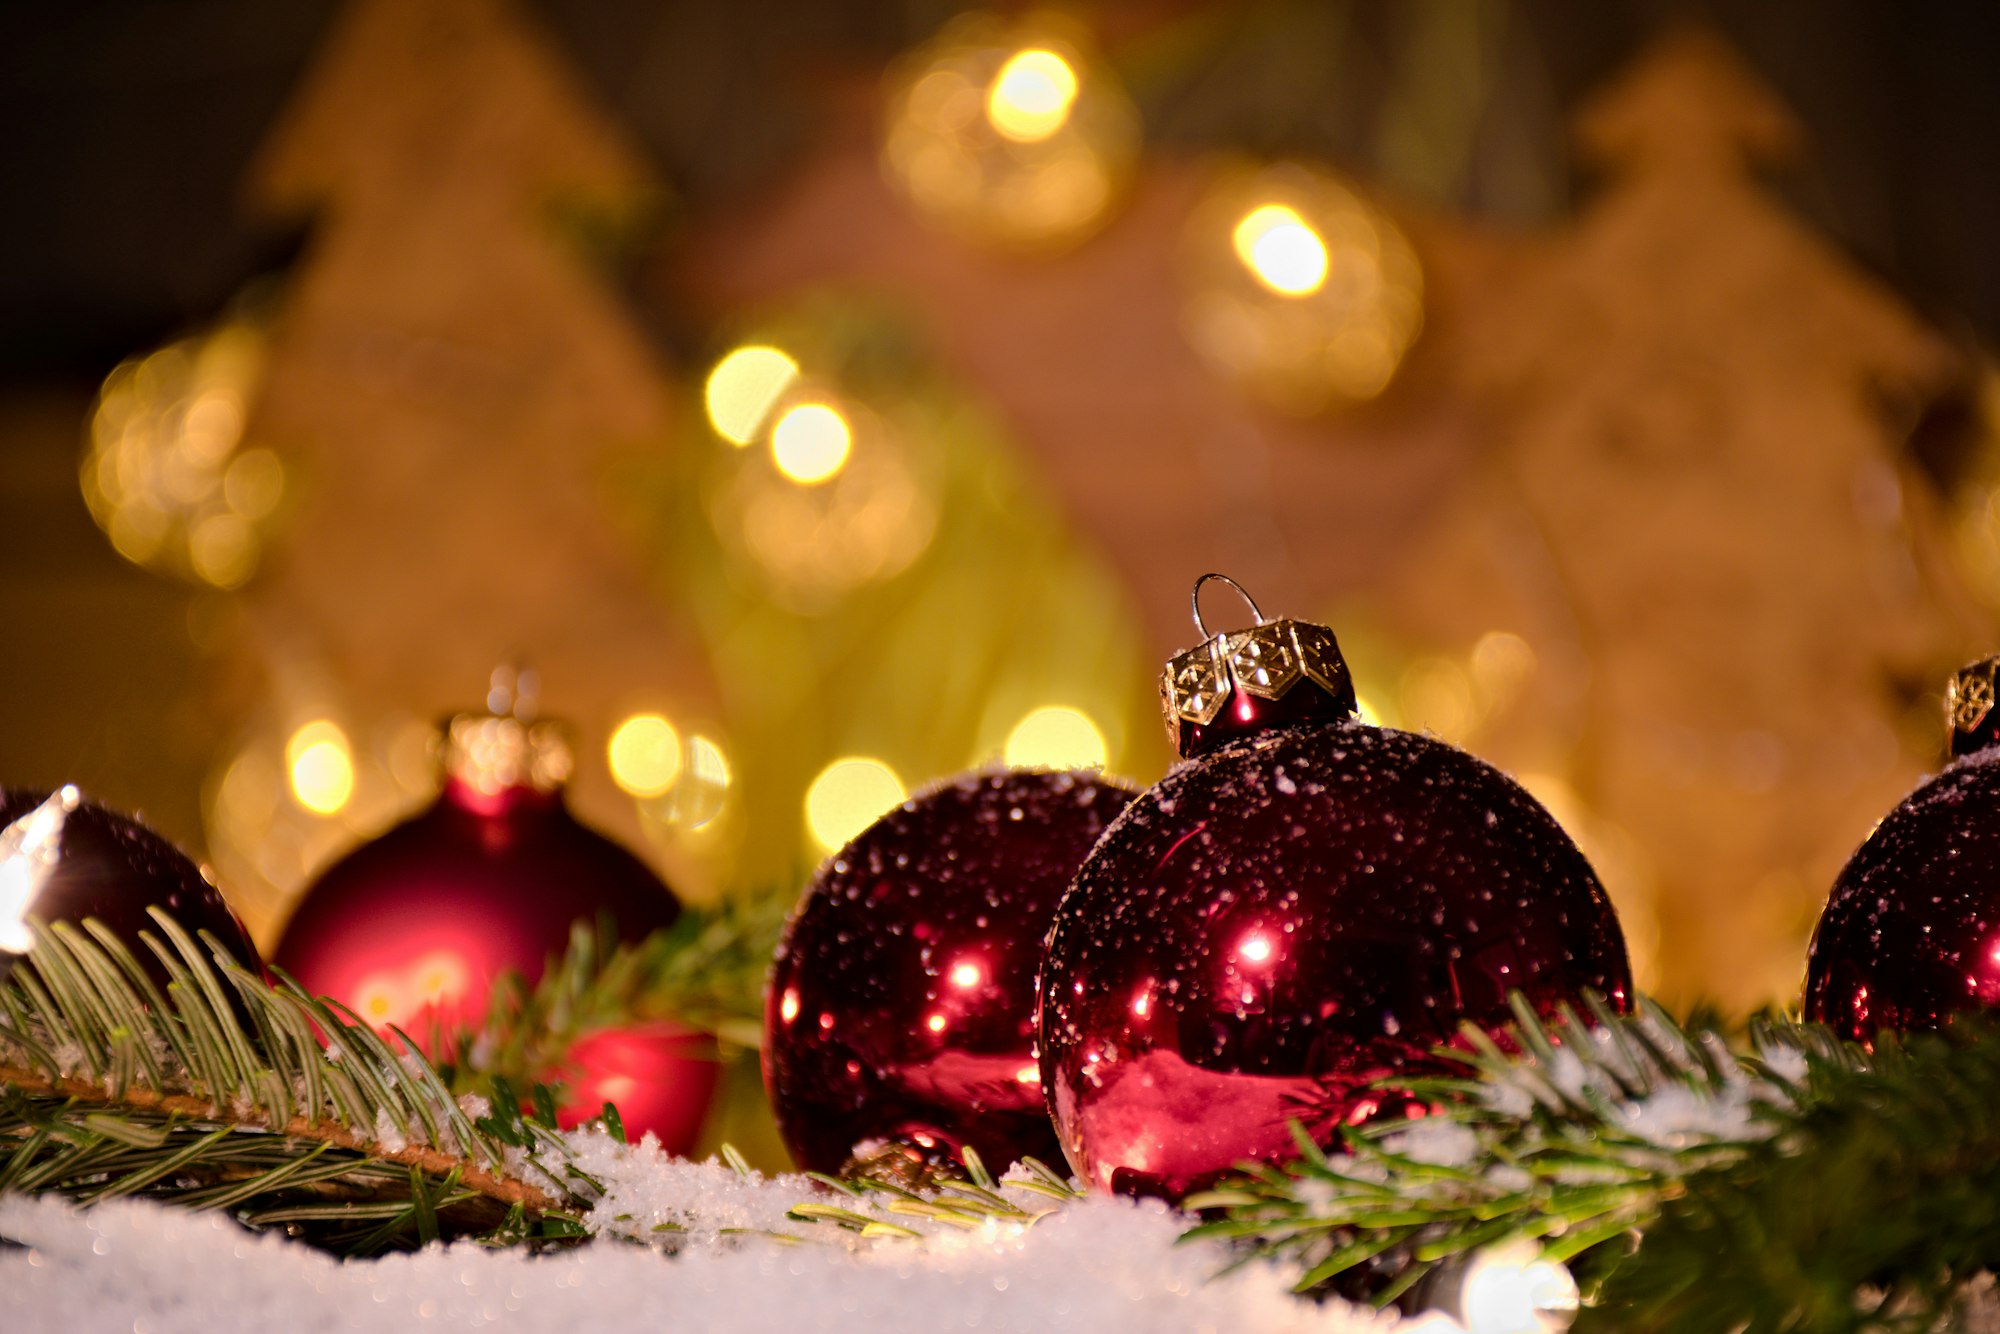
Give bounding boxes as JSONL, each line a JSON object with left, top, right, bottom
{"left": 771, "top": 402, "right": 853, "bottom": 485}
{"left": 986, "top": 48, "right": 1079, "bottom": 142}
{"left": 705, "top": 345, "right": 800, "bottom": 445}
{"left": 642, "top": 733, "right": 733, "bottom": 831}
{"left": 222, "top": 447, "right": 285, "bottom": 520}
{"left": 187, "top": 512, "right": 256, "bottom": 588}
{"left": 1232, "top": 204, "right": 1330, "bottom": 297}
{"left": 881, "top": 15, "right": 1138, "bottom": 250}
{"left": 1401, "top": 656, "right": 1475, "bottom": 741}
{"left": 608, "top": 713, "right": 684, "bottom": 798}
{"left": 805, "top": 756, "right": 906, "bottom": 852}
{"left": 82, "top": 319, "right": 277, "bottom": 586}
{"left": 285, "top": 720, "right": 355, "bottom": 816}
{"left": 1003, "top": 705, "right": 1108, "bottom": 770}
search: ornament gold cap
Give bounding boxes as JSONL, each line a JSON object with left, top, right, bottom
{"left": 1160, "top": 574, "right": 1357, "bottom": 759}
{"left": 1948, "top": 654, "right": 2000, "bottom": 759}
{"left": 440, "top": 664, "right": 574, "bottom": 796}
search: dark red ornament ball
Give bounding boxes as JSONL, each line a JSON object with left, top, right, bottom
{"left": 1037, "top": 723, "right": 1632, "bottom": 1199}
{"left": 764, "top": 768, "right": 1138, "bottom": 1176}
{"left": 1803, "top": 752, "right": 2000, "bottom": 1040}
{"left": 0, "top": 786, "right": 259, "bottom": 979}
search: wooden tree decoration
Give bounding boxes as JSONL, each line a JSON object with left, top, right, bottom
{"left": 1381, "top": 30, "right": 1986, "bottom": 1009}
{"left": 237, "top": 0, "right": 708, "bottom": 897}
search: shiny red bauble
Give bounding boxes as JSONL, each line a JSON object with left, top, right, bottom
{"left": 1804, "top": 656, "right": 2000, "bottom": 1040}
{"left": 764, "top": 768, "right": 1138, "bottom": 1176}
{"left": 274, "top": 779, "right": 683, "bottom": 1035}
{"left": 1037, "top": 582, "right": 1631, "bottom": 1199}
{"left": 0, "top": 786, "right": 260, "bottom": 979}
{"left": 558, "top": 1020, "right": 718, "bottom": 1150}
{"left": 273, "top": 709, "right": 713, "bottom": 1150}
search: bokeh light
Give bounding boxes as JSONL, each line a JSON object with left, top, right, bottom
{"left": 286, "top": 720, "right": 356, "bottom": 816}
{"left": 770, "top": 403, "right": 853, "bottom": 485}
{"left": 706, "top": 357, "right": 938, "bottom": 610}
{"left": 804, "top": 756, "right": 906, "bottom": 852}
{"left": 986, "top": 49, "right": 1078, "bottom": 143}
{"left": 207, "top": 702, "right": 448, "bottom": 947}
{"left": 1003, "top": 705, "right": 1109, "bottom": 770}
{"left": 705, "top": 345, "right": 799, "bottom": 446}
{"left": 1470, "top": 630, "right": 1538, "bottom": 708}
{"left": 608, "top": 713, "right": 684, "bottom": 798}
{"left": 1181, "top": 162, "right": 1424, "bottom": 413}
{"left": 662, "top": 735, "right": 732, "bottom": 831}
{"left": 80, "top": 315, "right": 283, "bottom": 587}
{"left": 1401, "top": 656, "right": 1476, "bottom": 741}
{"left": 882, "top": 15, "right": 1138, "bottom": 250}
{"left": 1232, "top": 204, "right": 1331, "bottom": 297}
{"left": 1455, "top": 1242, "right": 1580, "bottom": 1334}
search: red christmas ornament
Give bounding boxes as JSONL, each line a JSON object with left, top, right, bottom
{"left": 764, "top": 768, "right": 1138, "bottom": 1176}
{"left": 273, "top": 683, "right": 714, "bottom": 1150}
{"left": 558, "top": 1021, "right": 717, "bottom": 1149}
{"left": 1804, "top": 655, "right": 2000, "bottom": 1040}
{"left": 0, "top": 785, "right": 260, "bottom": 984}
{"left": 1037, "top": 576, "right": 1632, "bottom": 1199}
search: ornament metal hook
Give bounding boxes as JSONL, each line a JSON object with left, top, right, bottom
{"left": 1190, "top": 573, "right": 1266, "bottom": 640}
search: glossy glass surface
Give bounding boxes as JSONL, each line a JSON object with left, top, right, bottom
{"left": 0, "top": 787, "right": 261, "bottom": 980}
{"left": 1038, "top": 723, "right": 1631, "bottom": 1199}
{"left": 558, "top": 1020, "right": 720, "bottom": 1151}
{"left": 764, "top": 769, "right": 1137, "bottom": 1175}
{"left": 1175, "top": 673, "right": 1356, "bottom": 760}
{"left": 273, "top": 777, "right": 705, "bottom": 1148}
{"left": 1805, "top": 751, "right": 2000, "bottom": 1040}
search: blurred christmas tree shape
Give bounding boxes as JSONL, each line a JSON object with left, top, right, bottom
{"left": 212, "top": 0, "right": 718, "bottom": 933}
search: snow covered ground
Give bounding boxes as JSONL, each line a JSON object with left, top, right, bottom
{"left": 0, "top": 1133, "right": 1408, "bottom": 1334}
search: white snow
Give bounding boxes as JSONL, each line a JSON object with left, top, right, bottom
{"left": 1379, "top": 1118, "right": 1480, "bottom": 1170}
{"left": 0, "top": 1134, "right": 1422, "bottom": 1334}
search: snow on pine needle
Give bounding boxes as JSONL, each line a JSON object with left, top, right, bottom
{"left": 1181, "top": 993, "right": 1850, "bottom": 1303}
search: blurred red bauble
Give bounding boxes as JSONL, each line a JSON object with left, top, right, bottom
{"left": 0, "top": 785, "right": 261, "bottom": 981}
{"left": 1037, "top": 576, "right": 1632, "bottom": 1199}
{"left": 1805, "top": 655, "right": 2000, "bottom": 1040}
{"left": 558, "top": 1020, "right": 719, "bottom": 1150}
{"left": 764, "top": 768, "right": 1138, "bottom": 1176}
{"left": 272, "top": 691, "right": 710, "bottom": 1150}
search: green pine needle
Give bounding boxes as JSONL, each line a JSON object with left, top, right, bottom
{"left": 0, "top": 911, "right": 588, "bottom": 1254}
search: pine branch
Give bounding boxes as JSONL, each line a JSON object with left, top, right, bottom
{"left": 1177, "top": 994, "right": 2000, "bottom": 1331}
{"left": 0, "top": 1064, "right": 548, "bottom": 1211}
{"left": 784, "top": 1145, "right": 1082, "bottom": 1240}
{"left": 1586, "top": 1021, "right": 2000, "bottom": 1333}
{"left": 1177, "top": 995, "right": 1791, "bottom": 1302}
{"left": 433, "top": 890, "right": 788, "bottom": 1110}
{"left": 0, "top": 911, "right": 590, "bottom": 1254}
